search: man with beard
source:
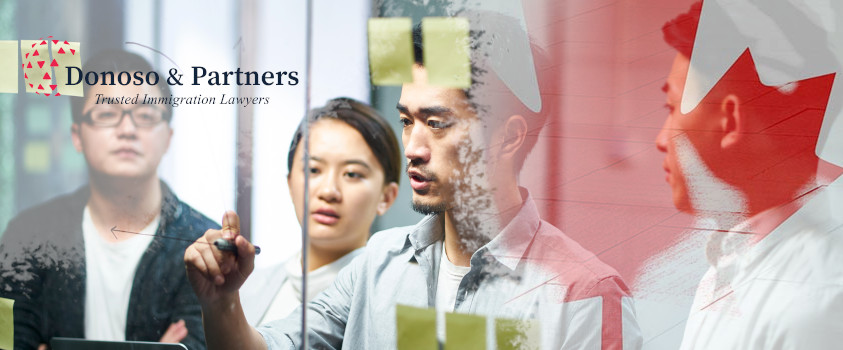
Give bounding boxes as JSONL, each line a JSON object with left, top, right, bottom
{"left": 185, "top": 13, "right": 641, "bottom": 350}
{"left": 657, "top": 3, "right": 843, "bottom": 348}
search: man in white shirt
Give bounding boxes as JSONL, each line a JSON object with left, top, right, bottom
{"left": 655, "top": 3, "right": 843, "bottom": 348}
{"left": 0, "top": 50, "right": 217, "bottom": 350}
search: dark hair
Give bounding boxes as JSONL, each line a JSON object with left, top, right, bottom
{"left": 662, "top": 2, "right": 703, "bottom": 59}
{"left": 70, "top": 49, "right": 173, "bottom": 124}
{"left": 410, "top": 17, "right": 550, "bottom": 171}
{"left": 287, "top": 97, "right": 402, "bottom": 186}
{"left": 661, "top": 1, "right": 835, "bottom": 138}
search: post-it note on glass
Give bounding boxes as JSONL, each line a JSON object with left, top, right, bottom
{"left": 422, "top": 17, "right": 470, "bottom": 89}
{"left": 368, "top": 17, "right": 414, "bottom": 86}
{"left": 0, "top": 297, "right": 13, "bottom": 350}
{"left": 396, "top": 304, "right": 437, "bottom": 350}
{"left": 53, "top": 41, "right": 83, "bottom": 97}
{"left": 496, "top": 318, "right": 540, "bottom": 350}
{"left": 0, "top": 41, "right": 18, "bottom": 94}
{"left": 445, "top": 312, "right": 485, "bottom": 350}
{"left": 24, "top": 141, "right": 51, "bottom": 174}
{"left": 20, "top": 40, "right": 52, "bottom": 95}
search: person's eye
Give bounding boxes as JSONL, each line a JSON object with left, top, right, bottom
{"left": 427, "top": 120, "right": 450, "bottom": 129}
{"left": 96, "top": 111, "right": 118, "bottom": 120}
{"left": 400, "top": 117, "right": 412, "bottom": 127}
{"left": 136, "top": 113, "right": 155, "bottom": 121}
{"left": 309, "top": 167, "right": 320, "bottom": 175}
{"left": 345, "top": 171, "right": 363, "bottom": 179}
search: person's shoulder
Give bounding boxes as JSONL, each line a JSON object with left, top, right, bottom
{"left": 764, "top": 284, "right": 843, "bottom": 348}
{"left": 160, "top": 185, "right": 220, "bottom": 239}
{"left": 367, "top": 216, "right": 435, "bottom": 249}
{"left": 3, "top": 187, "right": 86, "bottom": 235}
{"left": 530, "top": 219, "right": 630, "bottom": 301}
{"left": 757, "top": 209, "right": 843, "bottom": 281}
{"left": 0, "top": 188, "right": 87, "bottom": 272}
{"left": 173, "top": 201, "right": 219, "bottom": 229}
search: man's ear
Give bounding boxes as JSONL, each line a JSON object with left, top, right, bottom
{"left": 71, "top": 123, "right": 84, "bottom": 153}
{"left": 286, "top": 172, "right": 293, "bottom": 194}
{"left": 719, "top": 94, "right": 743, "bottom": 149}
{"left": 500, "top": 115, "right": 528, "bottom": 158}
{"left": 377, "top": 182, "right": 399, "bottom": 216}
{"left": 164, "top": 125, "right": 173, "bottom": 152}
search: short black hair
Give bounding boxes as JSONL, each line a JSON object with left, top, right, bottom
{"left": 662, "top": 1, "right": 702, "bottom": 59}
{"left": 70, "top": 49, "right": 173, "bottom": 124}
{"left": 287, "top": 97, "right": 402, "bottom": 186}
{"left": 410, "top": 16, "right": 550, "bottom": 171}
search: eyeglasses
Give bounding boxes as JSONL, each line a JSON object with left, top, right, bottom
{"left": 82, "top": 105, "right": 169, "bottom": 128}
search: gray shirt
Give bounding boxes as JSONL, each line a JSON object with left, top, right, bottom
{"left": 257, "top": 191, "right": 643, "bottom": 349}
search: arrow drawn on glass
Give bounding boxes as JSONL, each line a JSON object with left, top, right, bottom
{"left": 110, "top": 226, "right": 261, "bottom": 255}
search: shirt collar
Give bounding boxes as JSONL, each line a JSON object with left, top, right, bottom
{"left": 404, "top": 187, "right": 541, "bottom": 271}
{"left": 407, "top": 213, "right": 446, "bottom": 252}
{"left": 478, "top": 187, "right": 541, "bottom": 271}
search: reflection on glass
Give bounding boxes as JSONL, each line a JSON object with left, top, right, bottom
{"left": 0, "top": 50, "right": 217, "bottom": 349}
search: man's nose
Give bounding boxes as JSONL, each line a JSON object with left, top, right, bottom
{"left": 115, "top": 111, "right": 138, "bottom": 137}
{"left": 404, "top": 126, "right": 431, "bottom": 164}
{"left": 655, "top": 118, "right": 670, "bottom": 153}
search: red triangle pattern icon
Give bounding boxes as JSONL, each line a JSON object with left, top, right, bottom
{"left": 18, "top": 37, "right": 72, "bottom": 98}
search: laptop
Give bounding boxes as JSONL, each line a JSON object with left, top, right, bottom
{"left": 51, "top": 337, "right": 188, "bottom": 350}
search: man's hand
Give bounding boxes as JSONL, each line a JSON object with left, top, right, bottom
{"left": 184, "top": 211, "right": 256, "bottom": 305}
{"left": 159, "top": 319, "right": 188, "bottom": 343}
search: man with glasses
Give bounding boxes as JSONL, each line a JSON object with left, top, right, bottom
{"left": 0, "top": 49, "right": 217, "bottom": 350}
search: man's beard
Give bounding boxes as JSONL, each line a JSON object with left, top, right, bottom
{"left": 673, "top": 134, "right": 748, "bottom": 232}
{"left": 412, "top": 201, "right": 448, "bottom": 215}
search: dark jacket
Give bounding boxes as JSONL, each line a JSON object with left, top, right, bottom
{"left": 0, "top": 182, "right": 218, "bottom": 350}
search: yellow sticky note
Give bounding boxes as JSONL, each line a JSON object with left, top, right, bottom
{"left": 422, "top": 17, "right": 470, "bottom": 89}
{"left": 496, "top": 318, "right": 540, "bottom": 350}
{"left": 0, "top": 41, "right": 18, "bottom": 94}
{"left": 445, "top": 312, "right": 485, "bottom": 350}
{"left": 53, "top": 41, "right": 83, "bottom": 97}
{"left": 24, "top": 141, "right": 50, "bottom": 174}
{"left": 0, "top": 297, "right": 13, "bottom": 350}
{"left": 396, "top": 304, "right": 437, "bottom": 350}
{"left": 20, "top": 40, "right": 53, "bottom": 95}
{"left": 368, "top": 17, "right": 414, "bottom": 86}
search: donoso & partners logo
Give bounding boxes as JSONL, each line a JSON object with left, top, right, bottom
{"left": 0, "top": 36, "right": 82, "bottom": 97}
